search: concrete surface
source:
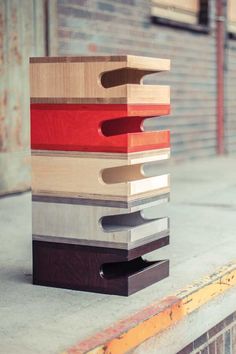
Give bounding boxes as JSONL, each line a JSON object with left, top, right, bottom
{"left": 1, "top": 156, "right": 236, "bottom": 353}
{"left": 132, "top": 284, "right": 236, "bottom": 354}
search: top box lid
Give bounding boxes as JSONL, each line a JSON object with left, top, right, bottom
{"left": 30, "top": 55, "right": 170, "bottom": 105}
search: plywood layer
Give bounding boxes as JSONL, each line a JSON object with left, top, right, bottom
{"left": 31, "top": 150, "right": 170, "bottom": 201}
{"left": 32, "top": 148, "right": 170, "bottom": 167}
{"left": 30, "top": 55, "right": 170, "bottom": 104}
{"left": 32, "top": 192, "right": 170, "bottom": 210}
{"left": 32, "top": 201, "right": 169, "bottom": 248}
{"left": 30, "top": 55, "right": 170, "bottom": 70}
{"left": 33, "top": 240, "right": 170, "bottom": 295}
{"left": 30, "top": 103, "right": 170, "bottom": 152}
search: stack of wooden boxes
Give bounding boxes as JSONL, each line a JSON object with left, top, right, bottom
{"left": 30, "top": 55, "right": 171, "bottom": 296}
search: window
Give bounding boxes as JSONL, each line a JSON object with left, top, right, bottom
{"left": 228, "top": 0, "right": 236, "bottom": 37}
{"left": 151, "top": 0, "right": 209, "bottom": 33}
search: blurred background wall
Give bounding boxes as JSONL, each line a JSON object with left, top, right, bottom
{"left": 0, "top": 0, "right": 46, "bottom": 195}
{"left": 0, "top": 0, "right": 236, "bottom": 196}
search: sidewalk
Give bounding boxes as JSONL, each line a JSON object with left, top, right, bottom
{"left": 1, "top": 156, "right": 236, "bottom": 353}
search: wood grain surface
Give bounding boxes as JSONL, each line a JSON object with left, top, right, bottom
{"left": 32, "top": 200, "right": 169, "bottom": 246}
{"left": 33, "top": 240, "right": 169, "bottom": 296}
{"left": 29, "top": 55, "right": 170, "bottom": 69}
{"left": 31, "top": 151, "right": 170, "bottom": 201}
{"left": 30, "top": 55, "right": 170, "bottom": 104}
{"left": 30, "top": 104, "right": 170, "bottom": 152}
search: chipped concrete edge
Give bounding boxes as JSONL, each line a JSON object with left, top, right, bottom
{"left": 63, "top": 261, "right": 236, "bottom": 354}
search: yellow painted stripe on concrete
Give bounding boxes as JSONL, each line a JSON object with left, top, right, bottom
{"left": 177, "top": 262, "right": 236, "bottom": 315}
{"left": 64, "top": 261, "right": 236, "bottom": 354}
{"left": 98, "top": 302, "right": 183, "bottom": 354}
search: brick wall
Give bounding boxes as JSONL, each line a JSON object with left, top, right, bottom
{"left": 56, "top": 0, "right": 218, "bottom": 160}
{"left": 177, "top": 311, "right": 236, "bottom": 354}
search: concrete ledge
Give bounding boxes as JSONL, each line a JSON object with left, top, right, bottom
{"left": 64, "top": 261, "right": 236, "bottom": 354}
{"left": 2, "top": 157, "right": 236, "bottom": 354}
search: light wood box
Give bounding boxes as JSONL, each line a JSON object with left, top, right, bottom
{"left": 30, "top": 55, "right": 170, "bottom": 104}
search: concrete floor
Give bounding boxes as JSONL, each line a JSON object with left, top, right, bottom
{"left": 1, "top": 156, "right": 236, "bottom": 353}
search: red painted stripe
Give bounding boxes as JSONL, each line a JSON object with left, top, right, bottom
{"left": 66, "top": 296, "right": 180, "bottom": 353}
{"left": 31, "top": 104, "right": 170, "bottom": 152}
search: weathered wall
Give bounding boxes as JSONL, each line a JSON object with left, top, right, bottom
{"left": 56, "top": 0, "right": 217, "bottom": 160}
{"left": 0, "top": 0, "right": 45, "bottom": 196}
{"left": 226, "top": 39, "right": 236, "bottom": 154}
